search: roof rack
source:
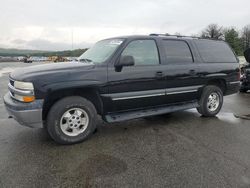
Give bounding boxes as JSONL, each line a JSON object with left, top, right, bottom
{"left": 149, "top": 33, "right": 201, "bottom": 39}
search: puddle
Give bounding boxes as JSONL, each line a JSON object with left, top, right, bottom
{"left": 216, "top": 112, "right": 240, "bottom": 123}
{"left": 217, "top": 112, "right": 250, "bottom": 122}
{"left": 241, "top": 176, "right": 250, "bottom": 185}
{"left": 186, "top": 109, "right": 241, "bottom": 123}
{"left": 234, "top": 114, "right": 250, "bottom": 120}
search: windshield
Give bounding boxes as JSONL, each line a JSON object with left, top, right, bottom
{"left": 78, "top": 39, "right": 124, "bottom": 64}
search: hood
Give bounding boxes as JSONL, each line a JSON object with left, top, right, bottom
{"left": 244, "top": 48, "right": 250, "bottom": 63}
{"left": 10, "top": 62, "right": 95, "bottom": 81}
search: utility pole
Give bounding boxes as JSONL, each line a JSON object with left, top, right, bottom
{"left": 71, "top": 29, "right": 74, "bottom": 51}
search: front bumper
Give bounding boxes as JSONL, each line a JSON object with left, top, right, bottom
{"left": 3, "top": 93, "right": 44, "bottom": 128}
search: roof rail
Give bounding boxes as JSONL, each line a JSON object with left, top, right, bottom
{"left": 149, "top": 33, "right": 201, "bottom": 39}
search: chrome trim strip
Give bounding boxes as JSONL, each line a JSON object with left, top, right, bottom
{"left": 102, "top": 85, "right": 203, "bottom": 101}
{"left": 165, "top": 85, "right": 203, "bottom": 93}
{"left": 9, "top": 77, "right": 15, "bottom": 82}
{"left": 8, "top": 83, "right": 34, "bottom": 96}
{"left": 113, "top": 93, "right": 165, "bottom": 101}
{"left": 167, "top": 90, "right": 198, "bottom": 95}
{"left": 9, "top": 91, "right": 15, "bottom": 98}
{"left": 230, "top": 81, "right": 240, "bottom": 84}
{"left": 102, "top": 89, "right": 166, "bottom": 100}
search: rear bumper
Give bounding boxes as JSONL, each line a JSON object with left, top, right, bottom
{"left": 241, "top": 80, "right": 250, "bottom": 89}
{"left": 225, "top": 81, "right": 241, "bottom": 95}
{"left": 3, "top": 93, "right": 44, "bottom": 128}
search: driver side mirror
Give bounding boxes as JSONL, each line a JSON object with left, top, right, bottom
{"left": 115, "top": 55, "right": 135, "bottom": 72}
{"left": 119, "top": 55, "right": 135, "bottom": 67}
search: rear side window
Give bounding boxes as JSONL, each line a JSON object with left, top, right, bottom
{"left": 162, "top": 40, "right": 193, "bottom": 63}
{"left": 195, "top": 40, "right": 237, "bottom": 63}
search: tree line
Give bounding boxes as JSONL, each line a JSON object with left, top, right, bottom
{"left": 0, "top": 48, "right": 88, "bottom": 57}
{"left": 31, "top": 48, "right": 88, "bottom": 57}
{"left": 197, "top": 24, "right": 250, "bottom": 55}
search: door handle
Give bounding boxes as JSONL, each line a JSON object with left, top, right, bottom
{"left": 156, "top": 71, "right": 163, "bottom": 78}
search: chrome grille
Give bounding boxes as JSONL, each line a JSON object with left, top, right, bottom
{"left": 10, "top": 79, "right": 14, "bottom": 86}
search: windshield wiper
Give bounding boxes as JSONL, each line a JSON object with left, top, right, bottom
{"left": 78, "top": 58, "right": 93, "bottom": 63}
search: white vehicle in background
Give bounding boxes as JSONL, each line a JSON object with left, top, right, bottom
{"left": 23, "top": 56, "right": 33, "bottom": 63}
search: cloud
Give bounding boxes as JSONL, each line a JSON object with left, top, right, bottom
{"left": 12, "top": 39, "right": 26, "bottom": 44}
{"left": 0, "top": 0, "right": 249, "bottom": 50}
{"left": 25, "top": 39, "right": 90, "bottom": 51}
{"left": 7, "top": 38, "right": 91, "bottom": 51}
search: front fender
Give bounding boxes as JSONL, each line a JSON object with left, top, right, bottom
{"left": 42, "top": 80, "right": 103, "bottom": 93}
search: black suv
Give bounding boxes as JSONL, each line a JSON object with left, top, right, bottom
{"left": 240, "top": 48, "right": 250, "bottom": 92}
{"left": 4, "top": 34, "right": 240, "bottom": 144}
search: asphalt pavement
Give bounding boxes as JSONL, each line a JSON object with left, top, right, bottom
{"left": 0, "top": 62, "right": 250, "bottom": 188}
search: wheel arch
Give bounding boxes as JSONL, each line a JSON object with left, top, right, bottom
{"left": 197, "top": 78, "right": 227, "bottom": 99}
{"left": 206, "top": 79, "right": 227, "bottom": 94}
{"left": 42, "top": 87, "right": 103, "bottom": 121}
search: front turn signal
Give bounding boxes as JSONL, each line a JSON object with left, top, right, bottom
{"left": 23, "top": 96, "right": 35, "bottom": 103}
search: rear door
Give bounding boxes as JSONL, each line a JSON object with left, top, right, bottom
{"left": 104, "top": 39, "right": 168, "bottom": 113}
{"left": 160, "top": 39, "right": 202, "bottom": 103}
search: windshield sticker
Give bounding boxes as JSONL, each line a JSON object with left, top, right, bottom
{"left": 109, "top": 40, "right": 123, "bottom": 45}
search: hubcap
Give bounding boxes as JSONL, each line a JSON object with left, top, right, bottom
{"left": 60, "top": 108, "right": 89, "bottom": 137}
{"left": 207, "top": 92, "right": 220, "bottom": 112}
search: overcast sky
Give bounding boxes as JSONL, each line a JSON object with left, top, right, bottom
{"left": 0, "top": 0, "right": 249, "bottom": 51}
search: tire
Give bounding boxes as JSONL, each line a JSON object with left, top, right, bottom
{"left": 197, "top": 85, "right": 223, "bottom": 117}
{"left": 46, "top": 96, "right": 97, "bottom": 145}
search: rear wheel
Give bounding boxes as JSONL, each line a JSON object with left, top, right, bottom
{"left": 46, "top": 96, "right": 97, "bottom": 144}
{"left": 197, "top": 85, "right": 223, "bottom": 117}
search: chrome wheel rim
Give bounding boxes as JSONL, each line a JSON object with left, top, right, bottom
{"left": 207, "top": 92, "right": 220, "bottom": 112}
{"left": 60, "top": 108, "right": 89, "bottom": 137}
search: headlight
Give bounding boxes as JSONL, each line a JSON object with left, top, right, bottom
{"left": 14, "top": 81, "right": 34, "bottom": 90}
{"left": 9, "top": 80, "right": 35, "bottom": 102}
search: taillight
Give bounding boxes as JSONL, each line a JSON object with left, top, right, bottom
{"left": 238, "top": 70, "right": 241, "bottom": 81}
{"left": 237, "top": 68, "right": 241, "bottom": 81}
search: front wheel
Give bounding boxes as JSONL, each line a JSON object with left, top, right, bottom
{"left": 46, "top": 96, "right": 97, "bottom": 144}
{"left": 197, "top": 85, "right": 223, "bottom": 117}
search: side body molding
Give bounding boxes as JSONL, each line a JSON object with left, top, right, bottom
{"left": 101, "top": 85, "right": 203, "bottom": 101}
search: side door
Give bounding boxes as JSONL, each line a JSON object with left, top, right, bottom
{"left": 104, "top": 39, "right": 167, "bottom": 113}
{"left": 160, "top": 39, "right": 202, "bottom": 103}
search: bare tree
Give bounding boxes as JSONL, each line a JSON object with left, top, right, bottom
{"left": 241, "top": 25, "right": 250, "bottom": 50}
{"left": 201, "top": 24, "right": 224, "bottom": 39}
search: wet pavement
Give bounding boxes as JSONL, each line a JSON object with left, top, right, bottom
{"left": 0, "top": 62, "right": 250, "bottom": 187}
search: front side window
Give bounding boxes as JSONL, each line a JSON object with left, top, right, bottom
{"left": 162, "top": 40, "right": 193, "bottom": 63}
{"left": 78, "top": 39, "right": 124, "bottom": 64}
{"left": 121, "top": 40, "right": 159, "bottom": 65}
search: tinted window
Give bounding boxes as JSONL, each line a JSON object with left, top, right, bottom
{"left": 121, "top": 40, "right": 159, "bottom": 65}
{"left": 162, "top": 40, "right": 193, "bottom": 63}
{"left": 195, "top": 40, "right": 237, "bottom": 63}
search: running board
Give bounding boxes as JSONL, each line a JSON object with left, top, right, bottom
{"left": 105, "top": 101, "right": 199, "bottom": 123}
